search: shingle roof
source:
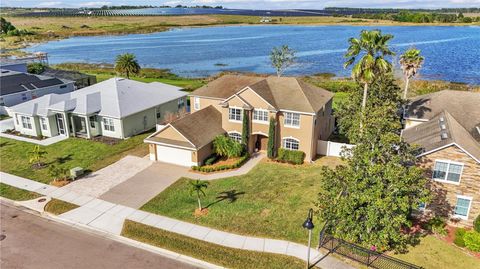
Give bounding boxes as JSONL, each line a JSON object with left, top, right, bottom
{"left": 170, "top": 105, "right": 226, "bottom": 149}
{"left": 0, "top": 69, "right": 68, "bottom": 96}
{"left": 9, "top": 78, "right": 187, "bottom": 118}
{"left": 192, "top": 75, "right": 333, "bottom": 113}
{"left": 403, "top": 110, "right": 480, "bottom": 163}
{"left": 40, "top": 68, "right": 94, "bottom": 81}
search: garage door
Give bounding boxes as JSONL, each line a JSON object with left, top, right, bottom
{"left": 155, "top": 145, "right": 194, "bottom": 167}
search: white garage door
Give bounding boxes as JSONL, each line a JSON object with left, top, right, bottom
{"left": 155, "top": 145, "right": 194, "bottom": 167}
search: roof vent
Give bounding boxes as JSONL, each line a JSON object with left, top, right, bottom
{"left": 439, "top": 117, "right": 445, "bottom": 122}
{"left": 477, "top": 126, "right": 480, "bottom": 135}
{"left": 441, "top": 132, "right": 448, "bottom": 140}
{"left": 440, "top": 124, "right": 446, "bottom": 130}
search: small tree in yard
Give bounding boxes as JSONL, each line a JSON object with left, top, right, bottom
{"left": 189, "top": 180, "right": 209, "bottom": 210}
{"left": 115, "top": 53, "right": 141, "bottom": 79}
{"left": 267, "top": 117, "right": 276, "bottom": 158}
{"left": 213, "top": 135, "right": 243, "bottom": 158}
{"left": 270, "top": 45, "right": 296, "bottom": 77}
{"left": 29, "top": 145, "right": 47, "bottom": 169}
{"left": 241, "top": 110, "right": 249, "bottom": 150}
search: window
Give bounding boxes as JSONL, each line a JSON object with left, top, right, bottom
{"left": 156, "top": 110, "right": 161, "bottom": 119}
{"left": 418, "top": 202, "right": 426, "bottom": 211}
{"left": 40, "top": 117, "right": 48, "bottom": 130}
{"left": 21, "top": 116, "right": 32, "bottom": 129}
{"left": 89, "top": 115, "right": 97, "bottom": 128}
{"left": 229, "top": 132, "right": 242, "bottom": 143}
{"left": 229, "top": 108, "right": 242, "bottom": 122}
{"left": 284, "top": 112, "right": 300, "bottom": 127}
{"left": 193, "top": 97, "right": 200, "bottom": 110}
{"left": 21, "top": 93, "right": 27, "bottom": 101}
{"left": 60, "top": 85, "right": 67, "bottom": 89}
{"left": 178, "top": 98, "right": 185, "bottom": 109}
{"left": 253, "top": 109, "right": 269, "bottom": 123}
{"left": 454, "top": 196, "right": 472, "bottom": 219}
{"left": 283, "top": 138, "right": 299, "bottom": 150}
{"left": 0, "top": 97, "right": 4, "bottom": 106}
{"left": 433, "top": 160, "right": 463, "bottom": 184}
{"left": 103, "top": 118, "right": 115, "bottom": 132}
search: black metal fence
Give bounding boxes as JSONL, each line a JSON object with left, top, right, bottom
{"left": 319, "top": 235, "right": 422, "bottom": 269}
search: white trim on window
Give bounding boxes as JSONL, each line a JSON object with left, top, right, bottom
{"left": 228, "top": 131, "right": 242, "bottom": 143}
{"left": 282, "top": 137, "right": 300, "bottom": 151}
{"left": 284, "top": 112, "right": 300, "bottom": 128}
{"left": 228, "top": 107, "right": 243, "bottom": 122}
{"left": 453, "top": 195, "right": 472, "bottom": 220}
{"left": 40, "top": 117, "right": 48, "bottom": 131}
{"left": 193, "top": 97, "right": 200, "bottom": 111}
{"left": 102, "top": 117, "right": 115, "bottom": 132}
{"left": 21, "top": 116, "right": 32, "bottom": 129}
{"left": 253, "top": 109, "right": 269, "bottom": 124}
{"left": 432, "top": 159, "right": 463, "bottom": 185}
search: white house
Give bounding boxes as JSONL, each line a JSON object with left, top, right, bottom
{"left": 8, "top": 78, "right": 188, "bottom": 139}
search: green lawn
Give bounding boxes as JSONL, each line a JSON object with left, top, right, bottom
{"left": 393, "top": 235, "right": 480, "bottom": 269}
{"left": 122, "top": 220, "right": 305, "bottom": 269}
{"left": 141, "top": 157, "right": 344, "bottom": 246}
{"left": 44, "top": 198, "right": 79, "bottom": 215}
{"left": 0, "top": 183, "right": 41, "bottom": 201}
{"left": 0, "top": 132, "right": 151, "bottom": 184}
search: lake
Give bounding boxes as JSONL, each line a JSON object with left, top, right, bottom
{"left": 26, "top": 25, "right": 480, "bottom": 84}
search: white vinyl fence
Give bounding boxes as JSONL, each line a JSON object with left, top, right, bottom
{"left": 317, "top": 140, "right": 355, "bottom": 157}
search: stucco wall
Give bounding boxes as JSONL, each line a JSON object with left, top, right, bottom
{"left": 191, "top": 96, "right": 222, "bottom": 112}
{"left": 121, "top": 107, "right": 157, "bottom": 138}
{"left": 12, "top": 114, "right": 41, "bottom": 137}
{"left": 419, "top": 145, "right": 480, "bottom": 227}
{"left": 277, "top": 112, "right": 315, "bottom": 162}
{"left": 192, "top": 142, "right": 214, "bottom": 165}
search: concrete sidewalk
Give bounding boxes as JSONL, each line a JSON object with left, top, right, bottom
{"left": 0, "top": 171, "right": 353, "bottom": 269}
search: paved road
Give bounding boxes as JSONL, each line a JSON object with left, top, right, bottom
{"left": 0, "top": 202, "right": 199, "bottom": 269}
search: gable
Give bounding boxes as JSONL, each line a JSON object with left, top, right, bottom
{"left": 238, "top": 87, "right": 273, "bottom": 110}
{"left": 226, "top": 94, "right": 251, "bottom": 108}
{"left": 154, "top": 125, "right": 190, "bottom": 144}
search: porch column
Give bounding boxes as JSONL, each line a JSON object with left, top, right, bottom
{"left": 69, "top": 114, "right": 76, "bottom": 137}
{"left": 63, "top": 112, "right": 71, "bottom": 138}
{"left": 85, "top": 115, "right": 91, "bottom": 139}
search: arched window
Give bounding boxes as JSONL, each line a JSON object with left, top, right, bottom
{"left": 229, "top": 132, "right": 242, "bottom": 143}
{"left": 282, "top": 137, "right": 299, "bottom": 150}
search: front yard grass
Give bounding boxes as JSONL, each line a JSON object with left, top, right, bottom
{"left": 44, "top": 199, "right": 79, "bottom": 215}
{"left": 141, "top": 157, "right": 344, "bottom": 246}
{"left": 121, "top": 220, "right": 304, "bottom": 269}
{"left": 0, "top": 183, "right": 41, "bottom": 201}
{"left": 0, "top": 132, "right": 151, "bottom": 184}
{"left": 393, "top": 235, "right": 480, "bottom": 269}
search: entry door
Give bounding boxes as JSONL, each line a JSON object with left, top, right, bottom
{"left": 56, "top": 114, "right": 66, "bottom": 135}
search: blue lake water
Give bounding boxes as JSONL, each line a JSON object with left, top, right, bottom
{"left": 26, "top": 25, "right": 480, "bottom": 84}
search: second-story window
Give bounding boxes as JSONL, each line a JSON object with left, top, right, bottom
{"left": 253, "top": 109, "right": 269, "bottom": 123}
{"left": 433, "top": 160, "right": 463, "bottom": 184}
{"left": 284, "top": 112, "right": 300, "bottom": 127}
{"left": 193, "top": 97, "right": 200, "bottom": 110}
{"left": 229, "top": 108, "right": 242, "bottom": 122}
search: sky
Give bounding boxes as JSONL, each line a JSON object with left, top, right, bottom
{"left": 2, "top": 0, "right": 479, "bottom": 9}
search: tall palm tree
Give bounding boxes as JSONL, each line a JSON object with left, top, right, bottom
{"left": 189, "top": 180, "right": 209, "bottom": 210}
{"left": 115, "top": 53, "right": 141, "bottom": 79}
{"left": 399, "top": 48, "right": 424, "bottom": 99}
{"left": 344, "top": 30, "right": 395, "bottom": 111}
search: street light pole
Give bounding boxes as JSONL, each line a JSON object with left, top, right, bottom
{"left": 302, "top": 208, "right": 315, "bottom": 269}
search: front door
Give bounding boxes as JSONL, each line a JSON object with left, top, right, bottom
{"left": 255, "top": 135, "right": 268, "bottom": 151}
{"left": 56, "top": 114, "right": 66, "bottom": 135}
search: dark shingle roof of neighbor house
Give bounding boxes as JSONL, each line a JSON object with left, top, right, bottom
{"left": 191, "top": 75, "right": 333, "bottom": 114}
{"left": 40, "top": 68, "right": 94, "bottom": 81}
{"left": 10, "top": 78, "right": 187, "bottom": 118}
{"left": 170, "top": 105, "right": 225, "bottom": 149}
{"left": 0, "top": 69, "right": 67, "bottom": 96}
{"left": 403, "top": 90, "right": 480, "bottom": 162}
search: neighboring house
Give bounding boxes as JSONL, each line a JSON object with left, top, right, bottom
{"left": 145, "top": 75, "right": 335, "bottom": 167}
{"left": 8, "top": 78, "right": 187, "bottom": 140}
{"left": 0, "top": 60, "right": 28, "bottom": 73}
{"left": 402, "top": 90, "right": 480, "bottom": 227}
{"left": 40, "top": 68, "right": 97, "bottom": 89}
{"left": 0, "top": 69, "right": 75, "bottom": 113}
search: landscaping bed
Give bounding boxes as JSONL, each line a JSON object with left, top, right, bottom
{"left": 0, "top": 132, "right": 151, "bottom": 184}
{"left": 192, "top": 154, "right": 250, "bottom": 173}
{"left": 44, "top": 199, "right": 79, "bottom": 215}
{"left": 0, "top": 183, "right": 41, "bottom": 201}
{"left": 2, "top": 129, "right": 46, "bottom": 140}
{"left": 121, "top": 220, "right": 304, "bottom": 269}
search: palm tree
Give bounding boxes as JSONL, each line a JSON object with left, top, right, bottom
{"left": 344, "top": 30, "right": 395, "bottom": 111}
{"left": 189, "top": 180, "right": 209, "bottom": 210}
{"left": 399, "top": 48, "right": 424, "bottom": 99}
{"left": 270, "top": 45, "right": 296, "bottom": 77}
{"left": 114, "top": 53, "right": 141, "bottom": 79}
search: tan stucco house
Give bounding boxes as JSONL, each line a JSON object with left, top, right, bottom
{"left": 402, "top": 90, "right": 480, "bottom": 227}
{"left": 145, "top": 75, "right": 335, "bottom": 167}
{"left": 8, "top": 78, "right": 187, "bottom": 140}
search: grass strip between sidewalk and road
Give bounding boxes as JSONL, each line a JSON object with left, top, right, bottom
{"left": 0, "top": 183, "right": 41, "bottom": 201}
{"left": 44, "top": 198, "right": 79, "bottom": 215}
{"left": 121, "top": 220, "right": 305, "bottom": 269}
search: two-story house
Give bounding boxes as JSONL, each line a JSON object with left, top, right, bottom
{"left": 402, "top": 90, "right": 480, "bottom": 227}
{"left": 145, "top": 75, "right": 335, "bottom": 167}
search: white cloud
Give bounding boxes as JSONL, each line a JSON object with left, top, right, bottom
{"left": 75, "top": 1, "right": 111, "bottom": 7}
{"left": 37, "top": 1, "right": 63, "bottom": 7}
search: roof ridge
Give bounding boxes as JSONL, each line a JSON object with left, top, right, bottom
{"left": 294, "top": 78, "right": 315, "bottom": 112}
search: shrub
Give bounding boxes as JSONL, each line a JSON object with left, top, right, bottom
{"left": 194, "top": 154, "right": 250, "bottom": 173}
{"left": 204, "top": 154, "right": 219, "bottom": 166}
{"left": 474, "top": 215, "right": 480, "bottom": 233}
{"left": 454, "top": 228, "right": 466, "bottom": 247}
{"left": 424, "top": 216, "right": 447, "bottom": 236}
{"left": 276, "top": 148, "right": 305, "bottom": 165}
{"left": 464, "top": 231, "right": 480, "bottom": 252}
{"left": 213, "top": 135, "right": 243, "bottom": 158}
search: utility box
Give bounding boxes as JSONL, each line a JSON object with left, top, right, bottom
{"left": 70, "top": 167, "right": 84, "bottom": 180}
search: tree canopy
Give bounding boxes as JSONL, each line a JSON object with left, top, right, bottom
{"left": 114, "top": 53, "right": 141, "bottom": 79}
{"left": 270, "top": 45, "right": 296, "bottom": 77}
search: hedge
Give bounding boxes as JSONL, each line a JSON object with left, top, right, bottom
{"left": 204, "top": 154, "right": 219, "bottom": 166}
{"left": 276, "top": 148, "right": 305, "bottom": 165}
{"left": 464, "top": 231, "right": 480, "bottom": 252}
{"left": 453, "top": 228, "right": 466, "bottom": 247}
{"left": 474, "top": 215, "right": 480, "bottom": 233}
{"left": 192, "top": 154, "right": 250, "bottom": 173}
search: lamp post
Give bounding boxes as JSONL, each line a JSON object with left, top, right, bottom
{"left": 302, "top": 208, "right": 315, "bottom": 269}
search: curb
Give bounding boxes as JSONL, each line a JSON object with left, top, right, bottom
{"left": 0, "top": 198, "right": 225, "bottom": 269}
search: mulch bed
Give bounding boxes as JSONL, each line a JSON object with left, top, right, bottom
{"left": 91, "top": 136, "right": 121, "bottom": 145}
{"left": 3, "top": 130, "right": 46, "bottom": 140}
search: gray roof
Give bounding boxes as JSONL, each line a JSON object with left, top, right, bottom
{"left": 40, "top": 68, "right": 94, "bottom": 81}
{"left": 10, "top": 78, "right": 187, "bottom": 118}
{"left": 0, "top": 69, "right": 69, "bottom": 96}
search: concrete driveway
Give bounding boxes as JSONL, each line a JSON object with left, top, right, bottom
{"left": 0, "top": 118, "right": 14, "bottom": 132}
{"left": 100, "top": 162, "right": 189, "bottom": 209}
